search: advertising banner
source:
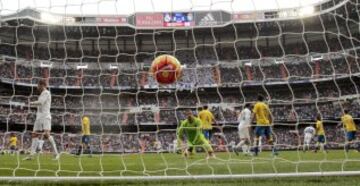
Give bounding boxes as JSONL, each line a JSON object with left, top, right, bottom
{"left": 195, "top": 11, "right": 222, "bottom": 26}
{"left": 136, "top": 13, "right": 164, "bottom": 27}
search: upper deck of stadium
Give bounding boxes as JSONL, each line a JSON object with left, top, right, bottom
{"left": 0, "top": 0, "right": 358, "bottom": 91}
{"left": 0, "top": 0, "right": 350, "bottom": 26}
{"left": 0, "top": 0, "right": 357, "bottom": 60}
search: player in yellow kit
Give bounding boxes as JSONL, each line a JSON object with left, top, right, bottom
{"left": 8, "top": 133, "right": 18, "bottom": 154}
{"left": 338, "top": 110, "right": 359, "bottom": 152}
{"left": 198, "top": 105, "right": 216, "bottom": 140}
{"left": 314, "top": 114, "right": 327, "bottom": 153}
{"left": 252, "top": 95, "right": 277, "bottom": 156}
{"left": 77, "top": 116, "right": 92, "bottom": 156}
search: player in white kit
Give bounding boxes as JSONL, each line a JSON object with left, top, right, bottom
{"left": 234, "top": 103, "right": 252, "bottom": 155}
{"left": 24, "top": 80, "right": 59, "bottom": 160}
{"left": 303, "top": 125, "right": 315, "bottom": 152}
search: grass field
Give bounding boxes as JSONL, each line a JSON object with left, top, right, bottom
{"left": 0, "top": 150, "right": 359, "bottom": 185}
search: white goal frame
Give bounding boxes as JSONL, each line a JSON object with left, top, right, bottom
{"left": 1, "top": 171, "right": 360, "bottom": 181}
{"left": 0, "top": 0, "right": 359, "bottom": 181}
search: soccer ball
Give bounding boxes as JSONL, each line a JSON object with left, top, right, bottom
{"left": 150, "top": 55, "right": 182, "bottom": 84}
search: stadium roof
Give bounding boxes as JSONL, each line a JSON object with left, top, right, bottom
{"left": 1, "top": 0, "right": 325, "bottom": 16}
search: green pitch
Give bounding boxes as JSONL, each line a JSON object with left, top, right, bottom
{"left": 0, "top": 150, "right": 359, "bottom": 177}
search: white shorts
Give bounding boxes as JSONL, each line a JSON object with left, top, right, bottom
{"left": 304, "top": 133, "right": 313, "bottom": 145}
{"left": 33, "top": 118, "right": 51, "bottom": 132}
{"left": 238, "top": 128, "right": 250, "bottom": 140}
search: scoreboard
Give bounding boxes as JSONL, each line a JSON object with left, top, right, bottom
{"left": 163, "top": 13, "right": 194, "bottom": 27}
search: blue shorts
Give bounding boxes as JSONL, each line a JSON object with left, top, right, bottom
{"left": 82, "top": 135, "right": 90, "bottom": 145}
{"left": 10, "top": 145, "right": 16, "bottom": 151}
{"left": 347, "top": 131, "right": 356, "bottom": 141}
{"left": 255, "top": 126, "right": 272, "bottom": 139}
{"left": 317, "top": 135, "right": 325, "bottom": 143}
{"left": 203, "top": 130, "right": 211, "bottom": 140}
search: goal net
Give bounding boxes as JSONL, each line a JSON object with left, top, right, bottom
{"left": 0, "top": 0, "right": 359, "bottom": 180}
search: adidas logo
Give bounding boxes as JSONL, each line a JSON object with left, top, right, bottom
{"left": 202, "top": 13, "right": 215, "bottom": 22}
{"left": 199, "top": 13, "right": 217, "bottom": 26}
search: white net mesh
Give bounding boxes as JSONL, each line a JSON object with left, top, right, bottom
{"left": 0, "top": 0, "right": 359, "bottom": 179}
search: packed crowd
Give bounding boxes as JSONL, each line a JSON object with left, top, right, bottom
{"left": 0, "top": 53, "right": 359, "bottom": 89}
{"left": 0, "top": 94, "right": 359, "bottom": 127}
{"left": 0, "top": 1, "right": 358, "bottom": 61}
{"left": 0, "top": 71, "right": 359, "bottom": 127}
{"left": 0, "top": 1, "right": 358, "bottom": 89}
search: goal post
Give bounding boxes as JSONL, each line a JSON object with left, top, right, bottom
{"left": 1, "top": 171, "right": 360, "bottom": 181}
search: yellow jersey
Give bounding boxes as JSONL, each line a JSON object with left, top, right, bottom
{"left": 198, "top": 109, "right": 215, "bottom": 130}
{"left": 82, "top": 117, "right": 91, "bottom": 135}
{"left": 9, "top": 136, "right": 17, "bottom": 147}
{"left": 253, "top": 102, "right": 271, "bottom": 125}
{"left": 341, "top": 114, "right": 357, "bottom": 132}
{"left": 316, "top": 120, "right": 325, "bottom": 135}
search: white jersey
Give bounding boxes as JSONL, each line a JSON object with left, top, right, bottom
{"left": 238, "top": 108, "right": 251, "bottom": 129}
{"left": 34, "top": 89, "right": 52, "bottom": 120}
{"left": 303, "top": 126, "right": 315, "bottom": 145}
{"left": 304, "top": 126, "right": 315, "bottom": 136}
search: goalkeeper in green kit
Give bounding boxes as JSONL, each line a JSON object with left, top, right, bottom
{"left": 177, "top": 110, "right": 215, "bottom": 159}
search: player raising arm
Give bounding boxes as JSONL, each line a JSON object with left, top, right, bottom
{"left": 338, "top": 110, "right": 359, "bottom": 152}
{"left": 303, "top": 125, "right": 315, "bottom": 152}
{"left": 234, "top": 103, "right": 252, "bottom": 155}
{"left": 177, "top": 110, "right": 215, "bottom": 159}
{"left": 252, "top": 95, "right": 277, "bottom": 156}
{"left": 24, "top": 80, "right": 59, "bottom": 160}
{"left": 198, "top": 105, "right": 216, "bottom": 140}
